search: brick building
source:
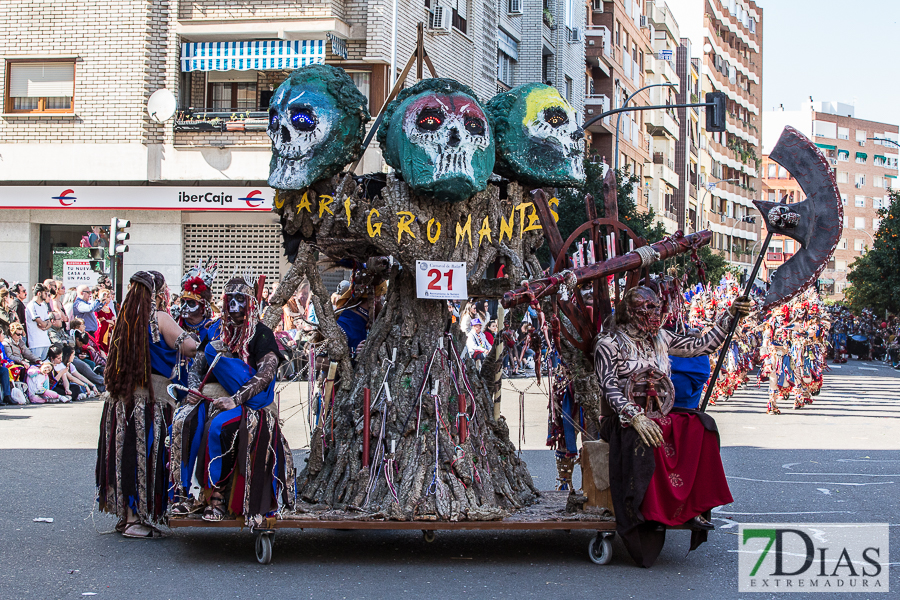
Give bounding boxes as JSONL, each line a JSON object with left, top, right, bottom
{"left": 2, "top": 0, "right": 584, "bottom": 290}
{"left": 763, "top": 101, "right": 899, "bottom": 299}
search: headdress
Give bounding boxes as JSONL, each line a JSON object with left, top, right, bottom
{"left": 221, "top": 270, "right": 261, "bottom": 363}
{"left": 181, "top": 258, "right": 218, "bottom": 303}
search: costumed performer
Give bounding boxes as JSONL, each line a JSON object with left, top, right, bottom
{"left": 96, "top": 271, "right": 199, "bottom": 538}
{"left": 594, "top": 286, "right": 750, "bottom": 567}
{"left": 191, "top": 274, "right": 295, "bottom": 524}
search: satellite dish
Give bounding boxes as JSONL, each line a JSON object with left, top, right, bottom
{"left": 147, "top": 89, "right": 177, "bottom": 123}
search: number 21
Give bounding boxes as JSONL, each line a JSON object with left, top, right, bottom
{"left": 427, "top": 268, "right": 454, "bottom": 291}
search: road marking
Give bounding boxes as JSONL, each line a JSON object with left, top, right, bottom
{"left": 786, "top": 472, "right": 900, "bottom": 477}
{"left": 837, "top": 458, "right": 900, "bottom": 463}
{"left": 729, "top": 476, "right": 894, "bottom": 486}
{"left": 781, "top": 462, "right": 800, "bottom": 470}
{"left": 712, "top": 507, "right": 855, "bottom": 515}
{"left": 816, "top": 488, "right": 831, "bottom": 495}
{"left": 858, "top": 367, "right": 879, "bottom": 371}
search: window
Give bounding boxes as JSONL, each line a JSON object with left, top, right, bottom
{"left": 855, "top": 173, "right": 866, "bottom": 187}
{"left": 207, "top": 71, "right": 258, "bottom": 111}
{"left": 874, "top": 176, "right": 884, "bottom": 188}
{"left": 835, "top": 260, "right": 847, "bottom": 272}
{"left": 856, "top": 129, "right": 867, "bottom": 142}
{"left": 451, "top": 0, "right": 468, "bottom": 34}
{"left": 874, "top": 217, "right": 882, "bottom": 230}
{"left": 873, "top": 197, "right": 884, "bottom": 210}
{"left": 837, "top": 171, "right": 849, "bottom": 184}
{"left": 840, "top": 193, "right": 848, "bottom": 206}
{"left": 838, "top": 127, "right": 850, "bottom": 140}
{"left": 785, "top": 240, "right": 795, "bottom": 253}
{"left": 856, "top": 152, "right": 867, "bottom": 164}
{"left": 854, "top": 239, "right": 865, "bottom": 251}
{"left": 837, "top": 150, "right": 849, "bottom": 162}
{"left": 497, "top": 51, "right": 515, "bottom": 86}
{"left": 767, "top": 191, "right": 776, "bottom": 202}
{"left": 767, "top": 163, "right": 777, "bottom": 178}
{"left": 855, "top": 196, "right": 866, "bottom": 208}
{"left": 508, "top": 0, "right": 522, "bottom": 13}
{"left": 854, "top": 216, "right": 865, "bottom": 229}
{"left": 843, "top": 215, "right": 848, "bottom": 228}
{"left": 5, "top": 60, "right": 75, "bottom": 113}
{"left": 838, "top": 238, "right": 847, "bottom": 250}
{"left": 349, "top": 72, "right": 371, "bottom": 108}
{"left": 565, "top": 76, "right": 573, "bottom": 103}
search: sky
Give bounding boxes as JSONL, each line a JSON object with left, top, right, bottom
{"left": 761, "top": 0, "right": 899, "bottom": 125}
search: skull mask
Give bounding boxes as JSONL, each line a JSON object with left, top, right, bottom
{"left": 225, "top": 293, "right": 249, "bottom": 326}
{"left": 487, "top": 83, "right": 585, "bottom": 187}
{"left": 620, "top": 287, "right": 662, "bottom": 337}
{"left": 377, "top": 79, "right": 494, "bottom": 203}
{"left": 768, "top": 205, "right": 800, "bottom": 229}
{"left": 267, "top": 64, "right": 370, "bottom": 190}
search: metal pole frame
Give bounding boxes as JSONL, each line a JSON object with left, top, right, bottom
{"left": 613, "top": 82, "right": 678, "bottom": 172}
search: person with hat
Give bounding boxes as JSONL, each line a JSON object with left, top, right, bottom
{"left": 465, "top": 317, "right": 491, "bottom": 368}
{"left": 177, "top": 259, "right": 218, "bottom": 349}
{"left": 25, "top": 283, "right": 52, "bottom": 360}
{"left": 334, "top": 280, "right": 387, "bottom": 359}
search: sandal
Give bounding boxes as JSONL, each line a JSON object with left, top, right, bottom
{"left": 115, "top": 518, "right": 128, "bottom": 533}
{"left": 201, "top": 494, "right": 228, "bottom": 522}
{"left": 122, "top": 522, "right": 164, "bottom": 538}
{"left": 169, "top": 500, "right": 202, "bottom": 516}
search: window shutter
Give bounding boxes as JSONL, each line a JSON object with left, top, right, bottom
{"left": 9, "top": 62, "right": 74, "bottom": 97}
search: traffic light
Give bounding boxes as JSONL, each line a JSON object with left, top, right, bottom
{"left": 110, "top": 218, "right": 131, "bottom": 255}
{"left": 705, "top": 91, "right": 727, "bottom": 133}
{"left": 88, "top": 247, "right": 106, "bottom": 274}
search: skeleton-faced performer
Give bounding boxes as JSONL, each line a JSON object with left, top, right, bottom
{"left": 173, "top": 275, "right": 294, "bottom": 522}
{"left": 177, "top": 259, "right": 218, "bottom": 347}
{"left": 267, "top": 64, "right": 370, "bottom": 190}
{"left": 376, "top": 78, "right": 495, "bottom": 202}
{"left": 486, "top": 83, "right": 585, "bottom": 188}
{"left": 594, "top": 286, "right": 750, "bottom": 567}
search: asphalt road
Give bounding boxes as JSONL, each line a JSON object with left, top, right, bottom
{"left": 1, "top": 360, "right": 898, "bottom": 599}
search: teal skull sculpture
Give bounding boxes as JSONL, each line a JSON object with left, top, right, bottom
{"left": 376, "top": 79, "right": 495, "bottom": 203}
{"left": 267, "top": 64, "right": 370, "bottom": 190}
{"left": 487, "top": 83, "right": 585, "bottom": 188}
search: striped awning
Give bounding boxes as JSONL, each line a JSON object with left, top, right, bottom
{"left": 180, "top": 40, "right": 325, "bottom": 72}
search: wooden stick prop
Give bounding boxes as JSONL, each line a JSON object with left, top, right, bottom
{"left": 362, "top": 387, "right": 371, "bottom": 467}
{"left": 457, "top": 394, "right": 468, "bottom": 444}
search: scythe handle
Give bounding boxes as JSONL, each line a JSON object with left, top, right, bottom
{"left": 699, "top": 229, "right": 774, "bottom": 412}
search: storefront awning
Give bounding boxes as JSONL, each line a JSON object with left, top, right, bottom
{"left": 815, "top": 143, "right": 836, "bottom": 151}
{"left": 180, "top": 40, "right": 325, "bottom": 72}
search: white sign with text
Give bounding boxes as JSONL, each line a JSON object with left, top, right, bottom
{"left": 415, "top": 261, "right": 467, "bottom": 300}
{"left": 63, "top": 260, "right": 100, "bottom": 290}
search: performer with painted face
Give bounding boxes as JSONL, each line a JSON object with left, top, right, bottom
{"left": 177, "top": 259, "right": 218, "bottom": 348}
{"left": 96, "top": 271, "right": 199, "bottom": 538}
{"left": 594, "top": 286, "right": 750, "bottom": 567}
{"left": 189, "top": 274, "right": 294, "bottom": 523}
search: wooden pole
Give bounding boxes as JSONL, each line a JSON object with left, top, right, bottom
{"left": 416, "top": 22, "right": 425, "bottom": 81}
{"left": 457, "top": 393, "right": 467, "bottom": 444}
{"left": 362, "top": 387, "right": 371, "bottom": 467}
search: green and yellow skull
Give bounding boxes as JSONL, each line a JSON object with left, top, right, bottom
{"left": 377, "top": 79, "right": 495, "bottom": 203}
{"left": 487, "top": 83, "right": 585, "bottom": 188}
{"left": 267, "top": 64, "right": 370, "bottom": 190}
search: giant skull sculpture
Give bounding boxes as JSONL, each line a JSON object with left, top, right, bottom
{"left": 487, "top": 83, "right": 585, "bottom": 188}
{"left": 377, "top": 79, "right": 494, "bottom": 203}
{"left": 267, "top": 64, "right": 370, "bottom": 190}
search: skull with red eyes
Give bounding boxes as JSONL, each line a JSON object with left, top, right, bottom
{"left": 621, "top": 287, "right": 663, "bottom": 336}
{"left": 377, "top": 79, "right": 495, "bottom": 202}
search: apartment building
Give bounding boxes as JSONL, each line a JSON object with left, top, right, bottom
{"left": 1, "top": 0, "right": 553, "bottom": 290}
{"left": 763, "top": 102, "right": 899, "bottom": 299}
{"left": 759, "top": 154, "right": 805, "bottom": 287}
{"left": 497, "top": 0, "right": 585, "bottom": 115}
{"left": 667, "top": 0, "right": 762, "bottom": 268}
{"left": 584, "top": 0, "right": 655, "bottom": 213}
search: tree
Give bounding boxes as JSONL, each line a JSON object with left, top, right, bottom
{"left": 674, "top": 245, "right": 731, "bottom": 287}
{"left": 844, "top": 191, "right": 900, "bottom": 315}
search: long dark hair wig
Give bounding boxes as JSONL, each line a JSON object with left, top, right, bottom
{"left": 105, "top": 271, "right": 155, "bottom": 403}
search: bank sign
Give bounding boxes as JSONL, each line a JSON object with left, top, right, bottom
{"left": 0, "top": 186, "right": 274, "bottom": 211}
{"left": 738, "top": 523, "right": 889, "bottom": 592}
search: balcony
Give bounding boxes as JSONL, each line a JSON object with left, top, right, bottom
{"left": 645, "top": 109, "right": 679, "bottom": 138}
{"left": 173, "top": 109, "right": 270, "bottom": 147}
{"left": 585, "top": 26, "right": 613, "bottom": 73}
{"left": 649, "top": 155, "right": 679, "bottom": 188}
{"left": 646, "top": 55, "right": 678, "bottom": 85}
{"left": 585, "top": 94, "right": 612, "bottom": 133}
{"left": 647, "top": 1, "right": 679, "bottom": 38}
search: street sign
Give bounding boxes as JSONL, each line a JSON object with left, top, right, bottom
{"left": 415, "top": 260, "right": 467, "bottom": 300}
{"left": 63, "top": 259, "right": 100, "bottom": 290}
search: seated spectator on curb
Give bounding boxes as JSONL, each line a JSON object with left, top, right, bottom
{"left": 0, "top": 331, "right": 18, "bottom": 405}
{"left": 47, "top": 345, "right": 85, "bottom": 401}
{"left": 60, "top": 345, "right": 100, "bottom": 399}
{"left": 26, "top": 361, "right": 68, "bottom": 404}
{"left": 3, "top": 323, "right": 38, "bottom": 375}
{"left": 466, "top": 318, "right": 491, "bottom": 369}
{"left": 48, "top": 312, "right": 74, "bottom": 348}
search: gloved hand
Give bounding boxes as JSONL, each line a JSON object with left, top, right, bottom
{"left": 631, "top": 413, "right": 664, "bottom": 448}
{"left": 730, "top": 296, "right": 752, "bottom": 320}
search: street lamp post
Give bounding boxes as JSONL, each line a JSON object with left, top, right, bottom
{"left": 853, "top": 227, "right": 874, "bottom": 253}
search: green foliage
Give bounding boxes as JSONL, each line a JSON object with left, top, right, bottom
{"left": 845, "top": 191, "right": 900, "bottom": 314}
{"left": 672, "top": 245, "right": 730, "bottom": 287}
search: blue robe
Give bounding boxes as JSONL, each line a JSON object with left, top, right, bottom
{"left": 669, "top": 355, "right": 711, "bottom": 409}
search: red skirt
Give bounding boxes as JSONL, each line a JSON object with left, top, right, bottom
{"left": 639, "top": 412, "right": 733, "bottom": 525}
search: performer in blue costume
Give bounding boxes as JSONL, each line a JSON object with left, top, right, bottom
{"left": 97, "top": 271, "right": 198, "bottom": 538}
{"left": 169, "top": 261, "right": 220, "bottom": 512}
{"left": 669, "top": 353, "right": 711, "bottom": 410}
{"left": 189, "top": 274, "right": 295, "bottom": 523}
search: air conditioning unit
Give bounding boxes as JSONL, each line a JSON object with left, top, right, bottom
{"left": 592, "top": 0, "right": 604, "bottom": 12}
{"left": 508, "top": 0, "right": 522, "bottom": 15}
{"left": 855, "top": 182, "right": 862, "bottom": 188}
{"left": 829, "top": 158, "right": 837, "bottom": 166}
{"left": 429, "top": 5, "right": 452, "bottom": 34}
{"left": 569, "top": 27, "right": 583, "bottom": 43}
{"left": 640, "top": 15, "right": 650, "bottom": 29}
{"left": 858, "top": 140, "right": 866, "bottom": 146}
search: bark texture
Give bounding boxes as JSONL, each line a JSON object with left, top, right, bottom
{"left": 273, "top": 174, "right": 547, "bottom": 519}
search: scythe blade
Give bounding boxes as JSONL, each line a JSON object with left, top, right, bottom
{"left": 754, "top": 126, "right": 843, "bottom": 310}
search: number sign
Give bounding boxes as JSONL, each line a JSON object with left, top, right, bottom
{"left": 415, "top": 261, "right": 467, "bottom": 299}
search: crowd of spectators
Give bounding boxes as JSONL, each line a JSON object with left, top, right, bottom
{"left": 0, "top": 278, "right": 110, "bottom": 405}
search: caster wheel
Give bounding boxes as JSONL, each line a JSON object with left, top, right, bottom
{"left": 588, "top": 533, "right": 613, "bottom": 565}
{"left": 255, "top": 533, "right": 273, "bottom": 565}
{"left": 422, "top": 530, "right": 436, "bottom": 543}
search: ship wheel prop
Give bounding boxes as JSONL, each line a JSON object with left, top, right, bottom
{"left": 502, "top": 165, "right": 714, "bottom": 358}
